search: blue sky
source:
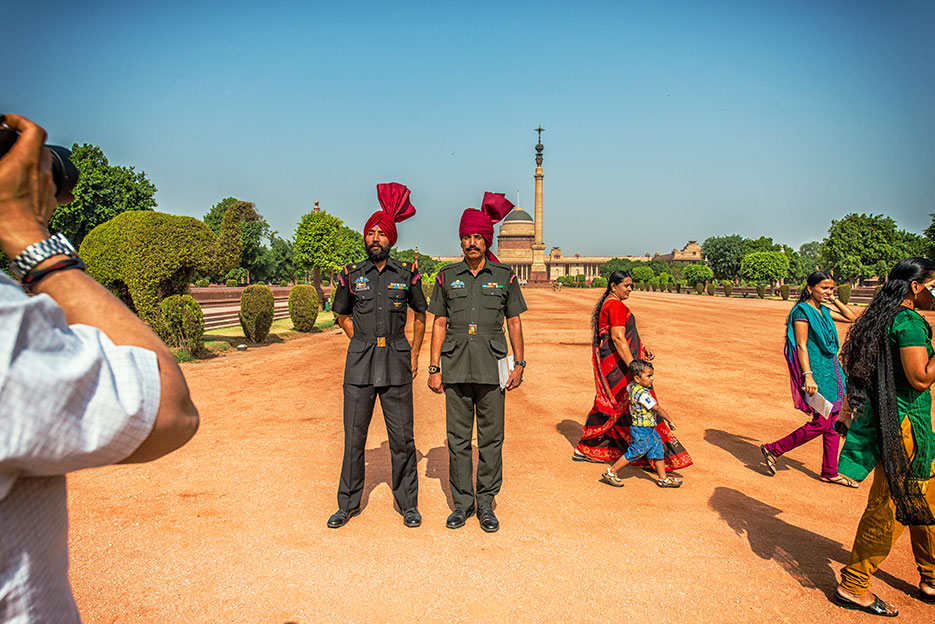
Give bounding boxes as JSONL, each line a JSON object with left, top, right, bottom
{"left": 5, "top": 0, "right": 933, "bottom": 257}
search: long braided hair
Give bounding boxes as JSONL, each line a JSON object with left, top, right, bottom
{"left": 591, "top": 270, "right": 630, "bottom": 346}
{"left": 839, "top": 257, "right": 935, "bottom": 525}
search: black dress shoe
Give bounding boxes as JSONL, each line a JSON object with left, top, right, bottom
{"left": 327, "top": 507, "right": 360, "bottom": 529}
{"left": 478, "top": 505, "right": 499, "bottom": 533}
{"left": 446, "top": 506, "right": 475, "bottom": 529}
{"left": 403, "top": 508, "right": 422, "bottom": 528}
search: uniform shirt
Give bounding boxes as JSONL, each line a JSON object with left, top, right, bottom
{"left": 627, "top": 382, "right": 658, "bottom": 427}
{"left": 427, "top": 260, "right": 527, "bottom": 384}
{"left": 333, "top": 257, "right": 427, "bottom": 386}
{"left": 0, "top": 273, "right": 161, "bottom": 622}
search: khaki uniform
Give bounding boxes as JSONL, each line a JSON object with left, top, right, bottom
{"left": 428, "top": 260, "right": 526, "bottom": 508}
{"left": 332, "top": 258, "right": 427, "bottom": 511}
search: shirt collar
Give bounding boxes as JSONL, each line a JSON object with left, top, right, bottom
{"left": 453, "top": 260, "right": 492, "bottom": 276}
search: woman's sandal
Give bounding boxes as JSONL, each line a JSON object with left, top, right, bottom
{"left": 820, "top": 474, "right": 859, "bottom": 488}
{"left": 656, "top": 476, "right": 682, "bottom": 488}
{"left": 760, "top": 445, "right": 777, "bottom": 476}
{"left": 572, "top": 451, "right": 602, "bottom": 463}
{"left": 832, "top": 592, "right": 898, "bottom": 617}
{"left": 600, "top": 468, "right": 624, "bottom": 488}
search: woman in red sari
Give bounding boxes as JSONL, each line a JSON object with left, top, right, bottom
{"left": 573, "top": 271, "right": 692, "bottom": 471}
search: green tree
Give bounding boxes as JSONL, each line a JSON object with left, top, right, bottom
{"left": 925, "top": 214, "right": 935, "bottom": 260}
{"left": 740, "top": 251, "right": 790, "bottom": 284}
{"left": 744, "top": 236, "right": 780, "bottom": 254}
{"left": 391, "top": 247, "right": 438, "bottom": 276}
{"left": 702, "top": 234, "right": 747, "bottom": 280}
{"left": 798, "top": 241, "right": 822, "bottom": 272}
{"left": 204, "top": 197, "right": 269, "bottom": 283}
{"left": 631, "top": 264, "right": 654, "bottom": 282}
{"left": 683, "top": 263, "right": 714, "bottom": 286}
{"left": 599, "top": 258, "right": 635, "bottom": 278}
{"left": 648, "top": 258, "right": 668, "bottom": 276}
{"left": 821, "top": 213, "right": 923, "bottom": 284}
{"left": 294, "top": 209, "right": 343, "bottom": 305}
{"left": 49, "top": 143, "right": 157, "bottom": 248}
{"left": 335, "top": 226, "right": 367, "bottom": 269}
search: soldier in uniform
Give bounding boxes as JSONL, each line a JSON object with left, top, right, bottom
{"left": 427, "top": 192, "right": 527, "bottom": 533}
{"left": 327, "top": 183, "right": 428, "bottom": 529}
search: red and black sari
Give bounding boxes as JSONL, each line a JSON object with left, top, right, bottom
{"left": 575, "top": 298, "right": 693, "bottom": 471}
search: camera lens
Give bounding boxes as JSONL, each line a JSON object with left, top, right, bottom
{"left": 0, "top": 126, "right": 79, "bottom": 197}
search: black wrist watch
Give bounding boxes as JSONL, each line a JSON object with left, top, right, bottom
{"left": 514, "top": 360, "right": 526, "bottom": 368}
{"left": 428, "top": 365, "right": 441, "bottom": 374}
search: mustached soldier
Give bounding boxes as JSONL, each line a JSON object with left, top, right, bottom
{"left": 427, "top": 192, "right": 527, "bottom": 533}
{"left": 327, "top": 183, "right": 427, "bottom": 529}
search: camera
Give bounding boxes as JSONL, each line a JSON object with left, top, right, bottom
{"left": 0, "top": 123, "right": 79, "bottom": 197}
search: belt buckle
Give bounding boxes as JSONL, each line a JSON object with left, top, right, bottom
{"left": 377, "top": 337, "right": 386, "bottom": 347}
{"left": 468, "top": 324, "right": 477, "bottom": 335}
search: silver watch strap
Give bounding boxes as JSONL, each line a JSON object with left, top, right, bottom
{"left": 10, "top": 232, "right": 79, "bottom": 279}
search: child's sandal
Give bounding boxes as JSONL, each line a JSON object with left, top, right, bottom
{"left": 600, "top": 467, "right": 624, "bottom": 488}
{"left": 656, "top": 476, "right": 682, "bottom": 488}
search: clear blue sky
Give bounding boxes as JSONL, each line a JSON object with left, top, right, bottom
{"left": 6, "top": 0, "right": 933, "bottom": 257}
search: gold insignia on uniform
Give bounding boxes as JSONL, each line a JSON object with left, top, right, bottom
{"left": 377, "top": 337, "right": 386, "bottom": 347}
{"left": 468, "top": 324, "right": 477, "bottom": 335}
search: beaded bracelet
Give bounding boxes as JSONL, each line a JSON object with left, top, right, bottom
{"left": 21, "top": 257, "right": 86, "bottom": 291}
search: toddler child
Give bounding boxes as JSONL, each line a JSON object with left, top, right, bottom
{"left": 601, "top": 359, "right": 682, "bottom": 488}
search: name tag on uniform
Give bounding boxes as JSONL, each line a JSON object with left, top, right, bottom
{"left": 354, "top": 277, "right": 370, "bottom": 291}
{"left": 388, "top": 283, "right": 409, "bottom": 290}
{"left": 450, "top": 280, "right": 465, "bottom": 289}
{"left": 482, "top": 282, "right": 503, "bottom": 289}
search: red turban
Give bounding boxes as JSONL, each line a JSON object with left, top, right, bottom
{"left": 458, "top": 192, "right": 515, "bottom": 263}
{"left": 364, "top": 182, "right": 416, "bottom": 247}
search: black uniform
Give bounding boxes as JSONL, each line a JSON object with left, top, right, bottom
{"left": 332, "top": 257, "right": 427, "bottom": 511}
{"left": 427, "top": 260, "right": 527, "bottom": 509}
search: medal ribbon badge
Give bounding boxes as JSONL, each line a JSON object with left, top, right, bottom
{"left": 450, "top": 280, "right": 465, "bottom": 289}
{"left": 354, "top": 276, "right": 370, "bottom": 291}
{"left": 387, "top": 283, "right": 409, "bottom": 290}
{"left": 482, "top": 282, "right": 503, "bottom": 289}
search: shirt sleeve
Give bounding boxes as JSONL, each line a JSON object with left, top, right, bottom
{"left": 332, "top": 268, "right": 354, "bottom": 315}
{"left": 505, "top": 272, "right": 527, "bottom": 318}
{"left": 891, "top": 311, "right": 933, "bottom": 348}
{"left": 790, "top": 307, "right": 808, "bottom": 323}
{"left": 427, "top": 273, "right": 448, "bottom": 317}
{"left": 607, "top": 300, "right": 630, "bottom": 328}
{"left": 0, "top": 279, "right": 161, "bottom": 501}
{"left": 638, "top": 391, "right": 658, "bottom": 411}
{"left": 408, "top": 269, "right": 428, "bottom": 313}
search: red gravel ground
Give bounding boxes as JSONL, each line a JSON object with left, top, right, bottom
{"left": 68, "top": 289, "right": 935, "bottom": 623}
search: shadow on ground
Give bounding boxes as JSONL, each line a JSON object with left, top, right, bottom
{"left": 705, "top": 428, "right": 819, "bottom": 479}
{"left": 709, "top": 486, "right": 917, "bottom": 597}
{"left": 556, "top": 419, "right": 582, "bottom": 448}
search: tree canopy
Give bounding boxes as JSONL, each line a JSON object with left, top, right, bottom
{"left": 49, "top": 143, "right": 157, "bottom": 248}
{"left": 599, "top": 258, "right": 635, "bottom": 278}
{"left": 630, "top": 264, "right": 655, "bottom": 282}
{"left": 702, "top": 235, "right": 747, "bottom": 280}
{"left": 740, "top": 251, "right": 790, "bottom": 284}
{"left": 683, "top": 263, "right": 714, "bottom": 286}
{"left": 294, "top": 210, "right": 343, "bottom": 274}
{"left": 820, "top": 213, "right": 926, "bottom": 283}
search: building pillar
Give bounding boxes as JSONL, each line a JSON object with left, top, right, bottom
{"left": 529, "top": 128, "right": 548, "bottom": 284}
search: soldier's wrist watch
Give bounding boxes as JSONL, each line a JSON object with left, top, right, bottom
{"left": 515, "top": 360, "right": 526, "bottom": 368}
{"left": 428, "top": 365, "right": 441, "bottom": 374}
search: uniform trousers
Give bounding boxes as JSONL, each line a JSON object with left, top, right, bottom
{"left": 338, "top": 383, "right": 418, "bottom": 511}
{"left": 840, "top": 418, "right": 935, "bottom": 594}
{"left": 445, "top": 383, "right": 505, "bottom": 509}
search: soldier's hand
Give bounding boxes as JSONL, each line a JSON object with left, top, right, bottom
{"left": 411, "top": 353, "right": 420, "bottom": 379}
{"left": 505, "top": 365, "right": 524, "bottom": 391}
{"left": 428, "top": 372, "right": 444, "bottom": 394}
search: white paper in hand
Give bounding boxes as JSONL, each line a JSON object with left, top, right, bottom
{"left": 498, "top": 355, "right": 515, "bottom": 390}
{"left": 804, "top": 390, "right": 833, "bottom": 418}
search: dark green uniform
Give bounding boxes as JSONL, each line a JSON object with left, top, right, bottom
{"left": 332, "top": 257, "right": 427, "bottom": 511}
{"left": 427, "top": 260, "right": 527, "bottom": 509}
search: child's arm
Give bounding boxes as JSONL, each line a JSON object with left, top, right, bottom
{"left": 653, "top": 404, "right": 675, "bottom": 430}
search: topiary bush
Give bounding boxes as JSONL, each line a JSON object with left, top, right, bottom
{"left": 225, "top": 278, "right": 238, "bottom": 287}
{"left": 279, "top": 280, "right": 289, "bottom": 287}
{"left": 838, "top": 284, "right": 852, "bottom": 304}
{"left": 723, "top": 282, "right": 733, "bottom": 297}
{"left": 289, "top": 284, "right": 319, "bottom": 332}
{"left": 756, "top": 284, "right": 767, "bottom": 299}
{"left": 194, "top": 277, "right": 209, "bottom": 287}
{"left": 780, "top": 284, "right": 790, "bottom": 300}
{"left": 80, "top": 201, "right": 255, "bottom": 341}
{"left": 694, "top": 282, "right": 704, "bottom": 294}
{"left": 706, "top": 283, "right": 716, "bottom": 296}
{"left": 675, "top": 282, "right": 681, "bottom": 293}
{"left": 160, "top": 294, "right": 204, "bottom": 354}
{"left": 592, "top": 276, "right": 607, "bottom": 288}
{"left": 666, "top": 282, "right": 673, "bottom": 292}
{"left": 239, "top": 284, "right": 274, "bottom": 342}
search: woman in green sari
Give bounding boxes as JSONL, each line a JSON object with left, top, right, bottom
{"left": 833, "top": 257, "right": 935, "bottom": 617}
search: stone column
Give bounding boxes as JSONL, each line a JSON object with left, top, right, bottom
{"left": 529, "top": 129, "right": 548, "bottom": 283}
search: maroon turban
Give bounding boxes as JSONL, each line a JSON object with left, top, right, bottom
{"left": 458, "top": 192, "right": 515, "bottom": 263}
{"left": 364, "top": 182, "right": 416, "bottom": 247}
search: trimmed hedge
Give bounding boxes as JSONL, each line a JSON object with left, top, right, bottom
{"left": 756, "top": 284, "right": 766, "bottom": 299}
{"left": 694, "top": 282, "right": 704, "bottom": 294}
{"left": 838, "top": 284, "right": 852, "bottom": 304}
{"left": 194, "top": 277, "right": 209, "bottom": 287}
{"left": 592, "top": 276, "right": 607, "bottom": 288}
{"left": 160, "top": 294, "right": 204, "bottom": 354}
{"left": 780, "top": 284, "right": 790, "bottom": 300}
{"left": 225, "top": 278, "right": 238, "bottom": 287}
{"left": 80, "top": 201, "right": 254, "bottom": 341}
{"left": 723, "top": 283, "right": 733, "bottom": 297}
{"left": 239, "top": 284, "right": 274, "bottom": 342}
{"left": 289, "top": 285, "right": 319, "bottom": 332}
{"left": 706, "top": 283, "right": 715, "bottom": 296}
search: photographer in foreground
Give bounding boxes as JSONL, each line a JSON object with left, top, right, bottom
{"left": 0, "top": 113, "right": 199, "bottom": 621}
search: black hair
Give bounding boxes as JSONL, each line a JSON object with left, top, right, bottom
{"left": 591, "top": 270, "right": 631, "bottom": 346}
{"left": 840, "top": 257, "right": 935, "bottom": 390}
{"left": 797, "top": 270, "right": 834, "bottom": 303}
{"left": 628, "top": 358, "right": 653, "bottom": 378}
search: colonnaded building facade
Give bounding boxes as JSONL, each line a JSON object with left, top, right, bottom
{"left": 434, "top": 127, "right": 704, "bottom": 282}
